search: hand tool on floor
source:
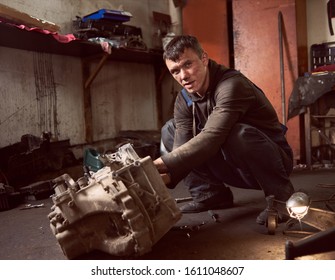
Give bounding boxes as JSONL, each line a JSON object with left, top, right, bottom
{"left": 175, "top": 196, "right": 193, "bottom": 203}
{"left": 20, "top": 203, "right": 45, "bottom": 210}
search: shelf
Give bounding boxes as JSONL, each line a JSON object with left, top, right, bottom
{"left": 0, "top": 21, "right": 96, "bottom": 56}
{"left": 0, "top": 21, "right": 163, "bottom": 64}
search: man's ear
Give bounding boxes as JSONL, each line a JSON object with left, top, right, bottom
{"left": 202, "top": 52, "right": 209, "bottom": 65}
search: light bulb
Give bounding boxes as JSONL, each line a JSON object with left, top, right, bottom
{"left": 286, "top": 192, "right": 310, "bottom": 220}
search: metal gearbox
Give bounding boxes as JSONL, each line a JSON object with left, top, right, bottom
{"left": 48, "top": 144, "right": 181, "bottom": 259}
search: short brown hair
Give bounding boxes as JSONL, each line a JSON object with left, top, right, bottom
{"left": 163, "top": 35, "right": 204, "bottom": 62}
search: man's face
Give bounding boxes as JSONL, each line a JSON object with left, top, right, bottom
{"left": 165, "top": 48, "right": 209, "bottom": 96}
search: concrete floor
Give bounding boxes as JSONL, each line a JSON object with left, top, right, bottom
{"left": 0, "top": 166, "right": 335, "bottom": 260}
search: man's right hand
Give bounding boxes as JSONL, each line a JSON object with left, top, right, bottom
{"left": 153, "top": 157, "right": 168, "bottom": 173}
{"left": 153, "top": 157, "right": 171, "bottom": 185}
{"left": 159, "top": 173, "right": 171, "bottom": 185}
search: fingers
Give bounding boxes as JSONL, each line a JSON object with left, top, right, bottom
{"left": 160, "top": 173, "right": 171, "bottom": 185}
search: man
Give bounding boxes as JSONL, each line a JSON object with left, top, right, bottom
{"left": 153, "top": 35, "right": 294, "bottom": 224}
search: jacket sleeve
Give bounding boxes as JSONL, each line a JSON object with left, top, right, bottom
{"left": 161, "top": 76, "right": 255, "bottom": 186}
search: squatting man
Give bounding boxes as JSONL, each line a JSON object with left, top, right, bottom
{"left": 153, "top": 35, "right": 295, "bottom": 224}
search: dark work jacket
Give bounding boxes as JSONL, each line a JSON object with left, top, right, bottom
{"left": 161, "top": 59, "right": 292, "bottom": 187}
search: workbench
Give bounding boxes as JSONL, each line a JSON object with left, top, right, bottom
{"left": 288, "top": 41, "right": 335, "bottom": 167}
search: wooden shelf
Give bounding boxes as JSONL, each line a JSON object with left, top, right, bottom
{"left": 0, "top": 21, "right": 163, "bottom": 64}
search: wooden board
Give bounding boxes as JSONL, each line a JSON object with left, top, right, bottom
{"left": 0, "top": 3, "right": 60, "bottom": 32}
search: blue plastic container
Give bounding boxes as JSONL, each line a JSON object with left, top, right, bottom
{"left": 82, "top": 9, "right": 132, "bottom": 23}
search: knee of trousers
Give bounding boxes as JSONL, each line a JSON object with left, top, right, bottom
{"left": 224, "top": 123, "right": 268, "bottom": 157}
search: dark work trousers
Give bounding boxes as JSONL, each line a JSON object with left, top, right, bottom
{"left": 161, "top": 119, "right": 295, "bottom": 203}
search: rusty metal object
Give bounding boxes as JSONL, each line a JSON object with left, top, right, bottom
{"left": 48, "top": 144, "right": 181, "bottom": 259}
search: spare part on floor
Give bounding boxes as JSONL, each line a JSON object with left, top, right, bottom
{"left": 48, "top": 144, "right": 181, "bottom": 259}
{"left": 264, "top": 190, "right": 335, "bottom": 259}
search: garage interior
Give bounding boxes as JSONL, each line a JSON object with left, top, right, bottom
{"left": 1, "top": 0, "right": 335, "bottom": 261}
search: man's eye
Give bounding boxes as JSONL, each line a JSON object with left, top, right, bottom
{"left": 185, "top": 62, "right": 192, "bottom": 68}
{"left": 171, "top": 70, "right": 180, "bottom": 75}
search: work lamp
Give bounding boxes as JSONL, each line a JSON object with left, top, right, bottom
{"left": 286, "top": 192, "right": 311, "bottom": 220}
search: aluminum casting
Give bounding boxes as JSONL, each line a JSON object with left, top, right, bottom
{"left": 48, "top": 144, "right": 181, "bottom": 259}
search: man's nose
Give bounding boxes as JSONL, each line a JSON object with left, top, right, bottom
{"left": 180, "top": 69, "right": 189, "bottom": 80}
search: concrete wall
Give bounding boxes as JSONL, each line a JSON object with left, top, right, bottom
{"left": 182, "top": 0, "right": 230, "bottom": 66}
{"left": 0, "top": 49, "right": 85, "bottom": 145}
{"left": 0, "top": 0, "right": 180, "bottom": 151}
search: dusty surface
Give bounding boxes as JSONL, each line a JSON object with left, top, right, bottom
{"left": 0, "top": 167, "right": 335, "bottom": 260}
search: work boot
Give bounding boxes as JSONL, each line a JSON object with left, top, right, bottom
{"left": 180, "top": 187, "right": 234, "bottom": 213}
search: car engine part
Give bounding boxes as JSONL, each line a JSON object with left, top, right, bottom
{"left": 48, "top": 144, "right": 181, "bottom": 259}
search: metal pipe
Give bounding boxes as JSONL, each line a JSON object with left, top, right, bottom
{"left": 278, "top": 11, "right": 286, "bottom": 125}
{"left": 285, "top": 226, "right": 335, "bottom": 259}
